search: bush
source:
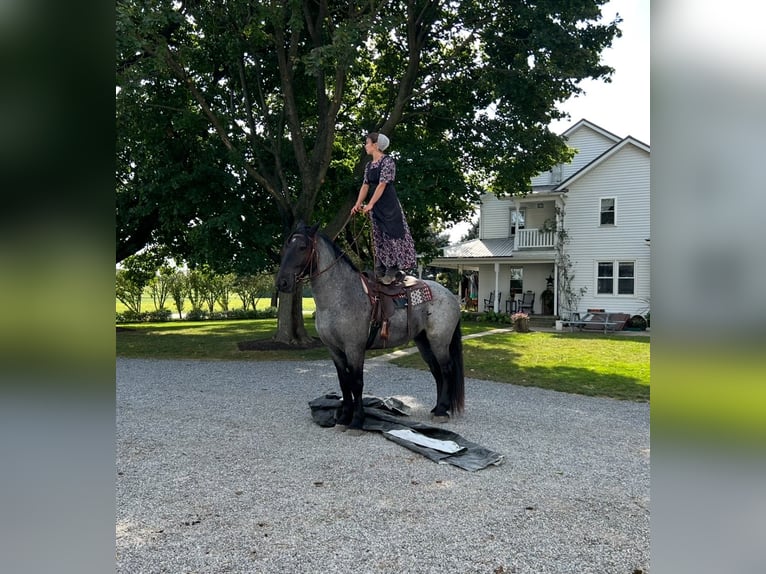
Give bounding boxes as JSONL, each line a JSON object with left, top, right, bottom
{"left": 482, "top": 310, "right": 511, "bottom": 324}
{"left": 117, "top": 310, "right": 145, "bottom": 323}
{"left": 185, "top": 308, "right": 208, "bottom": 321}
{"left": 626, "top": 315, "right": 647, "bottom": 330}
{"left": 146, "top": 308, "right": 172, "bottom": 322}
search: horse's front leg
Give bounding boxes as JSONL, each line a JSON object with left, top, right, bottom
{"left": 329, "top": 349, "right": 365, "bottom": 433}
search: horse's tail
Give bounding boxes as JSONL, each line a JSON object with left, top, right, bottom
{"left": 449, "top": 321, "right": 465, "bottom": 414}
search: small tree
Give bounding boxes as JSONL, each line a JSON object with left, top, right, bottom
{"left": 186, "top": 269, "right": 205, "bottom": 313}
{"left": 197, "top": 267, "right": 219, "bottom": 315}
{"left": 234, "top": 273, "right": 275, "bottom": 312}
{"left": 167, "top": 271, "right": 187, "bottom": 319}
{"left": 116, "top": 250, "right": 160, "bottom": 316}
{"left": 215, "top": 273, "right": 237, "bottom": 312}
{"left": 148, "top": 264, "right": 174, "bottom": 311}
{"left": 116, "top": 269, "right": 144, "bottom": 315}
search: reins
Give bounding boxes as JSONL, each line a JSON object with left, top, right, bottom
{"left": 292, "top": 214, "right": 371, "bottom": 285}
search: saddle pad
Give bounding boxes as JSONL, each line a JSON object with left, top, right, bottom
{"left": 409, "top": 285, "right": 432, "bottom": 306}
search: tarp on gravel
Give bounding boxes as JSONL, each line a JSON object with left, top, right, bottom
{"left": 309, "top": 394, "right": 504, "bottom": 471}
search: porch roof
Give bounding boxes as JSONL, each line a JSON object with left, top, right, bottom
{"left": 431, "top": 238, "right": 555, "bottom": 268}
{"left": 440, "top": 238, "right": 515, "bottom": 259}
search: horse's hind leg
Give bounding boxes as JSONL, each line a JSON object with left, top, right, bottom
{"left": 328, "top": 348, "right": 365, "bottom": 433}
{"left": 413, "top": 332, "right": 451, "bottom": 422}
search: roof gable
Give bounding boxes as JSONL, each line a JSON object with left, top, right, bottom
{"left": 562, "top": 119, "right": 622, "bottom": 143}
{"left": 553, "top": 136, "right": 650, "bottom": 191}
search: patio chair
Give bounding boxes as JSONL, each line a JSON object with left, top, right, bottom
{"left": 483, "top": 291, "right": 501, "bottom": 312}
{"left": 519, "top": 290, "right": 535, "bottom": 314}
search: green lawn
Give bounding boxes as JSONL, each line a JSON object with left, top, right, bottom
{"left": 393, "top": 330, "right": 649, "bottom": 401}
{"left": 117, "top": 316, "right": 649, "bottom": 402}
{"left": 116, "top": 295, "right": 316, "bottom": 315}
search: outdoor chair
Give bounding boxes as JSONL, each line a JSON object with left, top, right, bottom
{"left": 519, "top": 290, "right": 535, "bottom": 314}
{"left": 483, "top": 291, "right": 501, "bottom": 312}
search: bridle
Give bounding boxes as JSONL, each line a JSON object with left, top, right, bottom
{"left": 285, "top": 216, "right": 370, "bottom": 287}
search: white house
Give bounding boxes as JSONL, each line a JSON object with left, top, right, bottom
{"left": 431, "top": 119, "right": 650, "bottom": 321}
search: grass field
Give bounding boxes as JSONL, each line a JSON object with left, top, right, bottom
{"left": 116, "top": 295, "right": 316, "bottom": 315}
{"left": 116, "top": 315, "right": 649, "bottom": 401}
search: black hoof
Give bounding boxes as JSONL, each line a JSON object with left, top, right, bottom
{"left": 334, "top": 424, "right": 348, "bottom": 432}
{"left": 431, "top": 414, "right": 450, "bottom": 424}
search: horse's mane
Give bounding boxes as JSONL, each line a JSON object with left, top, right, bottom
{"left": 294, "top": 223, "right": 360, "bottom": 273}
{"left": 317, "top": 231, "right": 360, "bottom": 273}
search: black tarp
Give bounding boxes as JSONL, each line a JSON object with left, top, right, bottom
{"left": 308, "top": 394, "right": 503, "bottom": 472}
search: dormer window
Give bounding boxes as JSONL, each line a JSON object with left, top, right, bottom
{"left": 551, "top": 164, "right": 562, "bottom": 184}
{"left": 600, "top": 198, "right": 615, "bottom": 225}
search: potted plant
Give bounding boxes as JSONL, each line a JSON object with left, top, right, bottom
{"left": 511, "top": 312, "right": 530, "bottom": 332}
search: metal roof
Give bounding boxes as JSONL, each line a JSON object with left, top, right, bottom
{"left": 440, "top": 238, "right": 516, "bottom": 259}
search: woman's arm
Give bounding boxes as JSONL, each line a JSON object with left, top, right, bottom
{"left": 351, "top": 183, "right": 370, "bottom": 214}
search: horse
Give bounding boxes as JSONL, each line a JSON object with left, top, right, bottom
{"left": 276, "top": 223, "right": 465, "bottom": 434}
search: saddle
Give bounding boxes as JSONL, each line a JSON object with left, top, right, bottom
{"left": 360, "top": 273, "right": 432, "bottom": 345}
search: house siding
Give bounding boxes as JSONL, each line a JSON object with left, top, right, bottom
{"left": 530, "top": 127, "right": 618, "bottom": 187}
{"left": 479, "top": 194, "right": 512, "bottom": 239}
{"left": 434, "top": 119, "right": 650, "bottom": 321}
{"left": 562, "top": 144, "right": 650, "bottom": 315}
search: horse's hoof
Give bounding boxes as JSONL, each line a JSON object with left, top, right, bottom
{"left": 334, "top": 424, "right": 348, "bottom": 432}
{"left": 346, "top": 428, "right": 364, "bottom": 437}
{"left": 431, "top": 414, "right": 450, "bottom": 424}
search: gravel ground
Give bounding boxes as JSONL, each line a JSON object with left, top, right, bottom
{"left": 116, "top": 357, "right": 650, "bottom": 574}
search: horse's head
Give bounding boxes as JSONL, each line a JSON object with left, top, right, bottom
{"left": 275, "top": 223, "right": 319, "bottom": 293}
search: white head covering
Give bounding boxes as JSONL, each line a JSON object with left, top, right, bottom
{"left": 376, "top": 133, "right": 390, "bottom": 151}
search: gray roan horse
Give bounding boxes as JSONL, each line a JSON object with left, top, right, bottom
{"left": 276, "top": 223, "right": 464, "bottom": 433}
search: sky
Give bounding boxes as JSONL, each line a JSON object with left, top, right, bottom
{"left": 446, "top": 0, "right": 650, "bottom": 242}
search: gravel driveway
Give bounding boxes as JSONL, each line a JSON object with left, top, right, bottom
{"left": 116, "top": 357, "right": 650, "bottom": 574}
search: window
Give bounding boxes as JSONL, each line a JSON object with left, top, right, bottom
{"left": 510, "top": 208, "right": 526, "bottom": 234}
{"left": 597, "top": 261, "right": 635, "bottom": 295}
{"left": 617, "top": 262, "right": 635, "bottom": 294}
{"left": 600, "top": 198, "right": 615, "bottom": 225}
{"left": 509, "top": 267, "right": 523, "bottom": 296}
{"left": 551, "top": 164, "right": 562, "bottom": 183}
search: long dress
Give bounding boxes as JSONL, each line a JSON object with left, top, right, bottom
{"left": 363, "top": 155, "right": 417, "bottom": 271}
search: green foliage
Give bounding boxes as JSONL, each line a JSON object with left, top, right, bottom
{"left": 233, "top": 273, "right": 277, "bottom": 312}
{"left": 554, "top": 206, "right": 587, "bottom": 318}
{"left": 115, "top": 269, "right": 144, "bottom": 315}
{"left": 117, "top": 0, "right": 622, "bottom": 270}
{"left": 480, "top": 310, "right": 512, "bottom": 324}
{"left": 167, "top": 271, "right": 187, "bottom": 319}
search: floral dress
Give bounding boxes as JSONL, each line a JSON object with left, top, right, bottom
{"left": 363, "top": 155, "right": 417, "bottom": 271}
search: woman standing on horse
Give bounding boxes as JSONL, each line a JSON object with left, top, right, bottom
{"left": 351, "top": 132, "right": 417, "bottom": 285}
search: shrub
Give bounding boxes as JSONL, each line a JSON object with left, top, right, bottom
{"left": 482, "top": 310, "right": 511, "bottom": 324}
{"left": 146, "top": 308, "right": 172, "bottom": 322}
{"left": 185, "top": 308, "right": 208, "bottom": 321}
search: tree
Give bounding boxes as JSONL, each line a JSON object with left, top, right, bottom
{"left": 168, "top": 271, "right": 188, "bottom": 319}
{"left": 117, "top": 0, "right": 621, "bottom": 344}
{"left": 148, "top": 265, "right": 175, "bottom": 311}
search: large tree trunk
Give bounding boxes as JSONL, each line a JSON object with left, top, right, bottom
{"left": 273, "top": 290, "right": 312, "bottom": 345}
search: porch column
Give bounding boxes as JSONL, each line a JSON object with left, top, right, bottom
{"left": 494, "top": 263, "right": 500, "bottom": 313}
{"left": 457, "top": 264, "right": 463, "bottom": 297}
{"left": 553, "top": 262, "right": 559, "bottom": 316}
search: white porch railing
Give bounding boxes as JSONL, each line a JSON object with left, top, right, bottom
{"left": 515, "top": 228, "right": 555, "bottom": 249}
